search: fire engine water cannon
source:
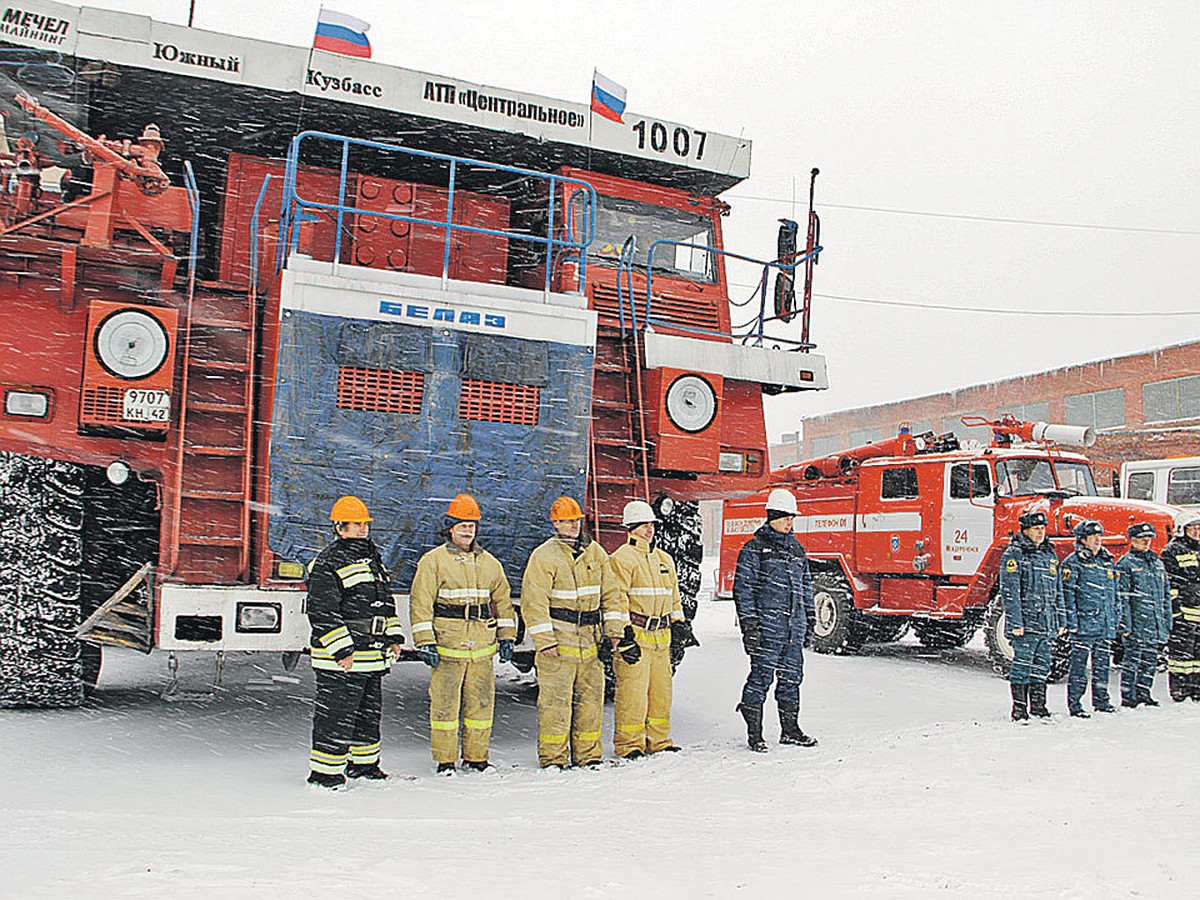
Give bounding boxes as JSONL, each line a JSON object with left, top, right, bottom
{"left": 783, "top": 426, "right": 956, "bottom": 482}
{"left": 961, "top": 415, "right": 1096, "bottom": 449}
{"left": 14, "top": 91, "right": 170, "bottom": 196}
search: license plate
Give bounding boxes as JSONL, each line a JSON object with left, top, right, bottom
{"left": 123, "top": 389, "right": 170, "bottom": 423}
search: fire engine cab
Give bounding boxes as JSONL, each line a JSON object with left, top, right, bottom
{"left": 720, "top": 417, "right": 1181, "bottom": 676}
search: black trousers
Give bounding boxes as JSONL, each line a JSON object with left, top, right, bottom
{"left": 310, "top": 669, "right": 383, "bottom": 773}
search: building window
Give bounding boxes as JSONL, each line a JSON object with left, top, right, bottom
{"left": 950, "top": 412, "right": 993, "bottom": 443}
{"left": 881, "top": 467, "right": 919, "bottom": 500}
{"left": 905, "top": 420, "right": 934, "bottom": 437}
{"left": 1065, "top": 388, "right": 1124, "bottom": 430}
{"left": 1143, "top": 375, "right": 1200, "bottom": 424}
{"left": 849, "top": 427, "right": 885, "bottom": 447}
{"left": 809, "top": 435, "right": 842, "bottom": 457}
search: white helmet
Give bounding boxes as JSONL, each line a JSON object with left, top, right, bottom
{"left": 765, "top": 488, "right": 799, "bottom": 516}
{"left": 1176, "top": 510, "right": 1200, "bottom": 538}
{"left": 621, "top": 499, "right": 658, "bottom": 528}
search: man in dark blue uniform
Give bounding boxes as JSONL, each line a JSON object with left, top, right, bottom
{"left": 1116, "top": 522, "right": 1172, "bottom": 707}
{"left": 998, "top": 509, "right": 1065, "bottom": 721}
{"left": 734, "top": 488, "right": 817, "bottom": 752}
{"left": 1061, "top": 519, "right": 1118, "bottom": 717}
{"left": 306, "top": 496, "right": 404, "bottom": 788}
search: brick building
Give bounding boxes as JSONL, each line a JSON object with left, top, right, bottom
{"left": 774, "top": 339, "right": 1200, "bottom": 481}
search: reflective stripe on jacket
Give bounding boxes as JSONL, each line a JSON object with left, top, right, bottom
{"left": 1162, "top": 536, "right": 1200, "bottom": 616}
{"left": 1116, "top": 548, "right": 1171, "bottom": 643}
{"left": 1061, "top": 544, "right": 1118, "bottom": 639}
{"left": 410, "top": 541, "right": 516, "bottom": 653}
{"left": 520, "top": 534, "right": 620, "bottom": 654}
{"left": 605, "top": 534, "right": 683, "bottom": 647}
{"left": 306, "top": 537, "right": 401, "bottom": 673}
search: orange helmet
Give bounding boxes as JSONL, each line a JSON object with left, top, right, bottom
{"left": 330, "top": 495, "right": 373, "bottom": 523}
{"left": 550, "top": 496, "right": 583, "bottom": 521}
{"left": 446, "top": 493, "right": 482, "bottom": 521}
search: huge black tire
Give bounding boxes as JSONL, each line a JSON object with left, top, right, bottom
{"left": 0, "top": 452, "right": 87, "bottom": 708}
{"left": 865, "top": 616, "right": 909, "bottom": 644}
{"left": 810, "top": 569, "right": 868, "bottom": 654}
{"left": 654, "top": 497, "right": 702, "bottom": 670}
{"left": 912, "top": 618, "right": 978, "bottom": 650}
{"left": 983, "top": 591, "right": 1070, "bottom": 681}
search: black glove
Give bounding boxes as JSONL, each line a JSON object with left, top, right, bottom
{"left": 671, "top": 619, "right": 700, "bottom": 651}
{"left": 739, "top": 615, "right": 761, "bottom": 656}
{"left": 616, "top": 625, "right": 642, "bottom": 665}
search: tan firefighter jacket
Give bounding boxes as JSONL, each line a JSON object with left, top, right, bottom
{"left": 410, "top": 541, "right": 516, "bottom": 660}
{"left": 520, "top": 534, "right": 621, "bottom": 658}
{"left": 605, "top": 534, "right": 684, "bottom": 650}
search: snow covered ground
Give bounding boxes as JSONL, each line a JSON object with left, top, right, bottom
{"left": 4, "top": 599, "right": 1200, "bottom": 899}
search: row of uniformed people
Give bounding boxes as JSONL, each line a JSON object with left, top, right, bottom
{"left": 304, "top": 492, "right": 696, "bottom": 788}
{"left": 998, "top": 508, "right": 1200, "bottom": 721}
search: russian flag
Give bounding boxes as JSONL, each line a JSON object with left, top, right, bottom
{"left": 313, "top": 9, "right": 371, "bottom": 59}
{"left": 591, "top": 70, "right": 626, "bottom": 124}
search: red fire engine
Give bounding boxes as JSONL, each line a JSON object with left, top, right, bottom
{"left": 0, "top": 4, "right": 826, "bottom": 706}
{"left": 720, "top": 417, "right": 1181, "bottom": 676}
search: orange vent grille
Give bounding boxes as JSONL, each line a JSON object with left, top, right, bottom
{"left": 459, "top": 379, "right": 540, "bottom": 425}
{"left": 337, "top": 367, "right": 425, "bottom": 414}
{"left": 590, "top": 281, "right": 722, "bottom": 333}
{"left": 81, "top": 385, "right": 125, "bottom": 425}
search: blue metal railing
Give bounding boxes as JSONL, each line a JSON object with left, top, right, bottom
{"left": 278, "top": 131, "right": 596, "bottom": 294}
{"left": 616, "top": 239, "right": 822, "bottom": 349}
{"left": 182, "top": 161, "right": 200, "bottom": 282}
{"left": 248, "top": 174, "right": 272, "bottom": 296}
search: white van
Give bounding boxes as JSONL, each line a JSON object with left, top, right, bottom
{"left": 1118, "top": 457, "right": 1200, "bottom": 508}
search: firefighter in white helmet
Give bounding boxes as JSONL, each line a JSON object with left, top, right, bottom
{"left": 732, "top": 488, "right": 818, "bottom": 751}
{"left": 410, "top": 493, "right": 516, "bottom": 774}
{"left": 605, "top": 499, "right": 687, "bottom": 758}
{"left": 519, "top": 496, "right": 621, "bottom": 768}
{"left": 305, "top": 496, "right": 404, "bottom": 789}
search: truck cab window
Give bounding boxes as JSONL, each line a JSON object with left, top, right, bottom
{"left": 881, "top": 467, "right": 919, "bottom": 500}
{"left": 1126, "top": 471, "right": 1155, "bottom": 501}
{"left": 1167, "top": 467, "right": 1200, "bottom": 506}
{"left": 950, "top": 462, "right": 991, "bottom": 499}
{"left": 585, "top": 194, "right": 716, "bottom": 283}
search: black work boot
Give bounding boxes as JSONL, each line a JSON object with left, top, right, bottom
{"left": 777, "top": 703, "right": 818, "bottom": 747}
{"left": 737, "top": 702, "right": 768, "bottom": 753}
{"left": 346, "top": 762, "right": 389, "bottom": 780}
{"left": 1010, "top": 683, "right": 1029, "bottom": 721}
{"left": 307, "top": 771, "right": 346, "bottom": 790}
{"left": 1028, "top": 681, "right": 1052, "bottom": 718}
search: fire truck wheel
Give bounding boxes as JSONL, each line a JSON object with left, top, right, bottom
{"left": 80, "top": 643, "right": 102, "bottom": 693}
{"left": 810, "top": 570, "right": 867, "bottom": 654}
{"left": 912, "top": 619, "right": 977, "bottom": 650}
{"left": 511, "top": 650, "right": 536, "bottom": 674}
{"left": 0, "top": 452, "right": 88, "bottom": 708}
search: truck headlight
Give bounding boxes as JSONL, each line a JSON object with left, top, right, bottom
{"left": 5, "top": 390, "right": 49, "bottom": 418}
{"left": 719, "top": 451, "right": 745, "bottom": 472}
{"left": 236, "top": 602, "right": 281, "bottom": 633}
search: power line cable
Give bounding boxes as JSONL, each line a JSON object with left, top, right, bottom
{"left": 811, "top": 291, "right": 1200, "bottom": 318}
{"left": 724, "top": 193, "right": 1200, "bottom": 236}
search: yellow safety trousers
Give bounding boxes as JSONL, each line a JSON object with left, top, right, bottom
{"left": 535, "top": 650, "right": 604, "bottom": 767}
{"left": 613, "top": 636, "right": 673, "bottom": 756}
{"left": 429, "top": 653, "right": 496, "bottom": 764}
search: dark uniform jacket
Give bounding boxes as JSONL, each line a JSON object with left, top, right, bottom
{"left": 1115, "top": 548, "right": 1171, "bottom": 644}
{"left": 1061, "top": 543, "right": 1118, "bottom": 639}
{"left": 733, "top": 523, "right": 815, "bottom": 640}
{"left": 1162, "top": 535, "right": 1200, "bottom": 623}
{"left": 307, "top": 537, "right": 402, "bottom": 672}
{"left": 998, "top": 532, "right": 1064, "bottom": 638}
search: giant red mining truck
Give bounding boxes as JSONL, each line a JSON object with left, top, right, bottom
{"left": 0, "top": 3, "right": 827, "bottom": 706}
{"left": 720, "top": 417, "right": 1181, "bottom": 676}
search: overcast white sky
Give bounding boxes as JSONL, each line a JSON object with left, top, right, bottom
{"left": 88, "top": 1, "right": 1200, "bottom": 438}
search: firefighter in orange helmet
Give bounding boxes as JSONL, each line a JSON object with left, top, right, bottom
{"left": 606, "top": 499, "right": 687, "bottom": 758}
{"left": 306, "top": 496, "right": 404, "bottom": 789}
{"left": 520, "top": 496, "right": 621, "bottom": 768}
{"left": 410, "top": 493, "right": 516, "bottom": 773}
